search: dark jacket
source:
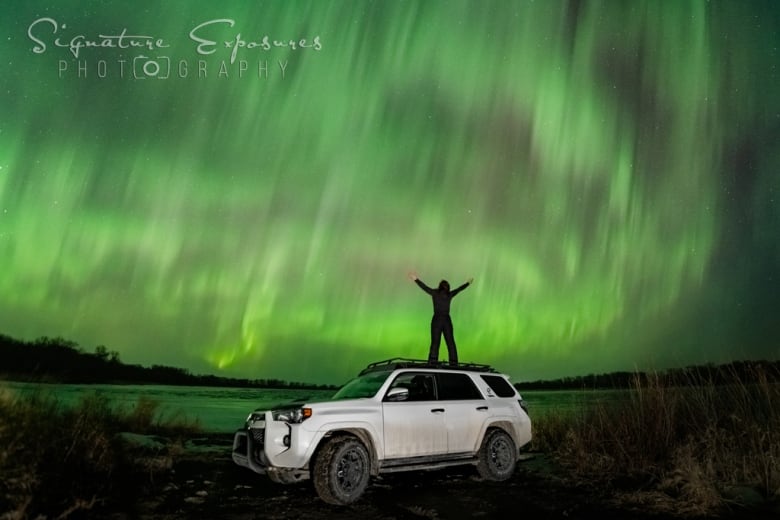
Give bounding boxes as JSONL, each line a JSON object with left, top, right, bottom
{"left": 414, "top": 279, "right": 469, "bottom": 316}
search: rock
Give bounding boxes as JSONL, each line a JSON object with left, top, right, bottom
{"left": 118, "top": 432, "right": 167, "bottom": 451}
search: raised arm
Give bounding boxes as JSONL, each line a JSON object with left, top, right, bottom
{"left": 450, "top": 277, "right": 473, "bottom": 297}
{"left": 409, "top": 273, "right": 434, "bottom": 295}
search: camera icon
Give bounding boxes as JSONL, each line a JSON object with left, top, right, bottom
{"left": 132, "top": 55, "right": 170, "bottom": 79}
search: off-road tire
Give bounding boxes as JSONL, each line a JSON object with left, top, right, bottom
{"left": 313, "top": 436, "right": 370, "bottom": 505}
{"left": 476, "top": 428, "right": 516, "bottom": 481}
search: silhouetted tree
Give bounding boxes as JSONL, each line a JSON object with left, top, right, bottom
{"left": 0, "top": 332, "right": 338, "bottom": 390}
{"left": 95, "top": 345, "right": 109, "bottom": 361}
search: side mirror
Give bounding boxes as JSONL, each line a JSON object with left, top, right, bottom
{"left": 385, "top": 387, "right": 409, "bottom": 402}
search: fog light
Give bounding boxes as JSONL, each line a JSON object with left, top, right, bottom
{"left": 283, "top": 434, "right": 290, "bottom": 447}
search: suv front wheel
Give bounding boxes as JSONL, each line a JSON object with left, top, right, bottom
{"left": 313, "top": 436, "right": 371, "bottom": 505}
{"left": 476, "top": 428, "right": 516, "bottom": 481}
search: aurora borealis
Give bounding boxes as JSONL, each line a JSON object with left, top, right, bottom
{"left": 1, "top": 1, "right": 778, "bottom": 384}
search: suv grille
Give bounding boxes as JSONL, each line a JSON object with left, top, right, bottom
{"left": 251, "top": 428, "right": 265, "bottom": 445}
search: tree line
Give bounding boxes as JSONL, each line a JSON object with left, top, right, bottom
{"left": 0, "top": 334, "right": 337, "bottom": 390}
{"left": 3, "top": 332, "right": 776, "bottom": 392}
{"left": 515, "top": 359, "right": 780, "bottom": 391}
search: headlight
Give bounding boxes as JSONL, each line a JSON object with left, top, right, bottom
{"left": 272, "top": 407, "right": 312, "bottom": 423}
{"left": 246, "top": 411, "right": 265, "bottom": 422}
{"left": 245, "top": 411, "right": 266, "bottom": 427}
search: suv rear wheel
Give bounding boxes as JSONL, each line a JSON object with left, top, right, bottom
{"left": 476, "top": 429, "right": 516, "bottom": 481}
{"left": 313, "top": 436, "right": 370, "bottom": 505}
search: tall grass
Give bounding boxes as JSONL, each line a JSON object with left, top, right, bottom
{"left": 533, "top": 365, "right": 780, "bottom": 515}
{"left": 0, "top": 389, "right": 200, "bottom": 519}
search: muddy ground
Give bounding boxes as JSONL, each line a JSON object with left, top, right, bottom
{"left": 105, "top": 434, "right": 775, "bottom": 520}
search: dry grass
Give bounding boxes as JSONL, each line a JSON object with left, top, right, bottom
{"left": 533, "top": 365, "right": 780, "bottom": 516}
{"left": 0, "top": 390, "right": 200, "bottom": 519}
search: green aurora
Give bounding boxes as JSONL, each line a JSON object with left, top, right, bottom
{"left": 0, "top": 1, "right": 778, "bottom": 384}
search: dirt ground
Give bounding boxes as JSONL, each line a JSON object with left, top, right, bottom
{"left": 105, "top": 434, "right": 774, "bottom": 520}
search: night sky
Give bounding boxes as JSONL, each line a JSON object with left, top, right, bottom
{"left": 1, "top": 1, "right": 778, "bottom": 384}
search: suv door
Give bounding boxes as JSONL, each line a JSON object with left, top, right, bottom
{"left": 382, "top": 372, "right": 447, "bottom": 458}
{"left": 435, "top": 372, "right": 488, "bottom": 454}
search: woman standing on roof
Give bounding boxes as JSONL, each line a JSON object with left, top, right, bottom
{"left": 408, "top": 272, "right": 473, "bottom": 365}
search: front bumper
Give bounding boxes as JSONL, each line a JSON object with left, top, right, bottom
{"left": 232, "top": 427, "right": 269, "bottom": 474}
{"left": 232, "top": 411, "right": 323, "bottom": 473}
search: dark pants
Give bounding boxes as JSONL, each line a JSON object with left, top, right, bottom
{"left": 428, "top": 314, "right": 458, "bottom": 365}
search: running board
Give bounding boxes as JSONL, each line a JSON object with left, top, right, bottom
{"left": 379, "top": 456, "right": 477, "bottom": 474}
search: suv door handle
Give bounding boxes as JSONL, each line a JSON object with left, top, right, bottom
{"left": 476, "top": 406, "right": 488, "bottom": 411}
{"left": 430, "top": 408, "right": 445, "bottom": 413}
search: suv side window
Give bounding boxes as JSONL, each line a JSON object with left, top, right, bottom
{"left": 480, "top": 374, "right": 517, "bottom": 398}
{"left": 436, "top": 373, "right": 483, "bottom": 400}
{"left": 385, "top": 372, "right": 436, "bottom": 401}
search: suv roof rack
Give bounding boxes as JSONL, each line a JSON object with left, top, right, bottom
{"left": 359, "top": 358, "right": 497, "bottom": 375}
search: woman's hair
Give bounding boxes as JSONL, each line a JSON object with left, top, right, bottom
{"left": 438, "top": 280, "right": 450, "bottom": 291}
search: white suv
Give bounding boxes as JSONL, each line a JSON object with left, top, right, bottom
{"left": 232, "top": 359, "right": 532, "bottom": 505}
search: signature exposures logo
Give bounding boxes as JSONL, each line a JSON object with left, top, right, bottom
{"left": 27, "top": 17, "right": 322, "bottom": 79}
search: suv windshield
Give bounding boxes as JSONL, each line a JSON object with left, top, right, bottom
{"left": 332, "top": 371, "right": 391, "bottom": 400}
